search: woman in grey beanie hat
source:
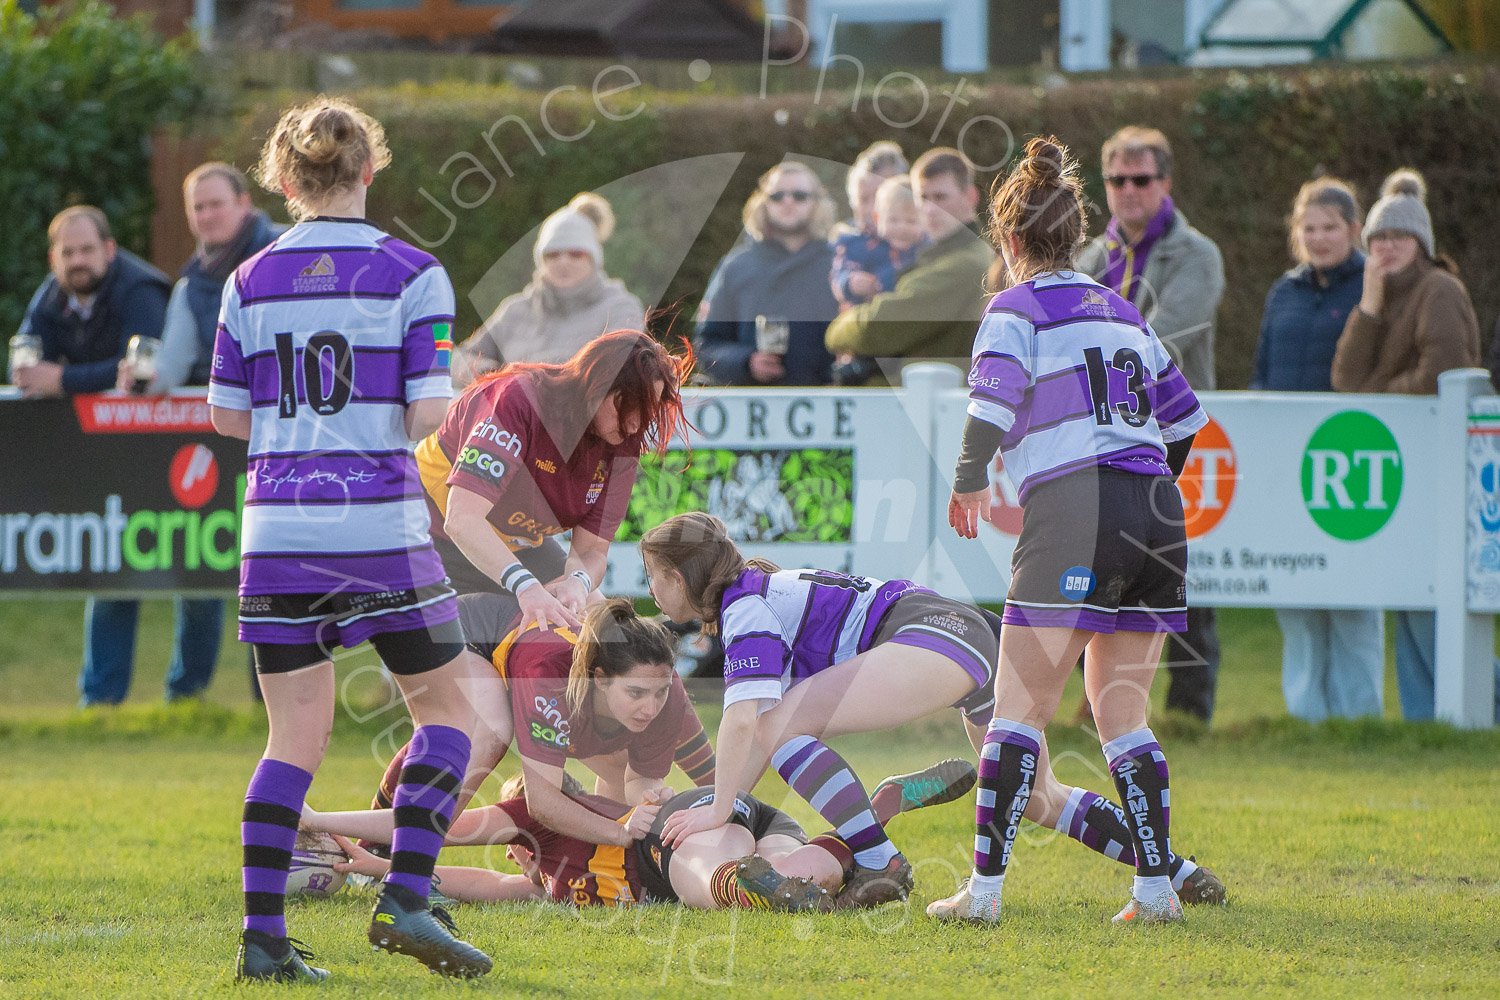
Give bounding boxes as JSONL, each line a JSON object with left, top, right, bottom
{"left": 1331, "top": 166, "right": 1487, "bottom": 724}
{"left": 457, "top": 193, "right": 646, "bottom": 385}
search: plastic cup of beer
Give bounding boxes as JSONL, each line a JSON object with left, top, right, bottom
{"left": 125, "top": 334, "right": 161, "bottom": 395}
{"left": 7, "top": 334, "right": 41, "bottom": 383}
{"left": 754, "top": 315, "right": 791, "bottom": 355}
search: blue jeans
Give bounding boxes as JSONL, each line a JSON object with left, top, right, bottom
{"left": 1277, "top": 608, "right": 1383, "bottom": 721}
{"left": 1393, "top": 610, "right": 1500, "bottom": 723}
{"left": 78, "top": 597, "right": 225, "bottom": 706}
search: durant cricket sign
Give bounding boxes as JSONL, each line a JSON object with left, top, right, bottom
{"left": 0, "top": 394, "right": 247, "bottom": 594}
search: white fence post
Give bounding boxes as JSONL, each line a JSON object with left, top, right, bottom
{"left": 1435, "top": 368, "right": 1495, "bottom": 728}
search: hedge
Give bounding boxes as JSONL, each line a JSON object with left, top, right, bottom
{"left": 16, "top": 48, "right": 1500, "bottom": 390}
{"left": 0, "top": 1, "right": 200, "bottom": 345}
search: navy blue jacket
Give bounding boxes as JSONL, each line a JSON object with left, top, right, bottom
{"left": 696, "top": 237, "right": 838, "bottom": 386}
{"left": 1250, "top": 251, "right": 1364, "bottom": 391}
{"left": 18, "top": 248, "right": 171, "bottom": 394}
{"left": 181, "top": 211, "right": 282, "bottom": 385}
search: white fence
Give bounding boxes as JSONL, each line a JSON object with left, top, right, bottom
{"left": 603, "top": 365, "right": 1497, "bottom": 729}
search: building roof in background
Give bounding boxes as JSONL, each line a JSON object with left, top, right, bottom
{"left": 491, "top": 0, "right": 765, "bottom": 60}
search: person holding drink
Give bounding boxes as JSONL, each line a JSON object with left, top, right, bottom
{"left": 12, "top": 206, "right": 169, "bottom": 399}
{"left": 695, "top": 161, "right": 839, "bottom": 386}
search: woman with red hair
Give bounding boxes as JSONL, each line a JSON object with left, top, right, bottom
{"left": 415, "top": 329, "right": 691, "bottom": 631}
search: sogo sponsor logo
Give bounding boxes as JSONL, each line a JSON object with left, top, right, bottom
{"left": 530, "top": 695, "right": 571, "bottom": 749}
{"left": 458, "top": 447, "right": 506, "bottom": 479}
{"left": 1178, "top": 415, "right": 1236, "bottom": 539}
{"left": 1, "top": 446, "right": 244, "bottom": 575}
{"left": 1301, "top": 410, "right": 1402, "bottom": 541}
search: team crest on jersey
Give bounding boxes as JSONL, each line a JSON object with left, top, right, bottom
{"left": 1073, "top": 288, "right": 1115, "bottom": 318}
{"left": 585, "top": 461, "right": 607, "bottom": 504}
{"left": 294, "top": 254, "right": 338, "bottom": 293}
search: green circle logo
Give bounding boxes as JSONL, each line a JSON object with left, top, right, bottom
{"left": 1301, "top": 410, "right": 1403, "bottom": 540}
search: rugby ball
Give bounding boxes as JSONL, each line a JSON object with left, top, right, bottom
{"left": 286, "top": 830, "right": 348, "bottom": 899}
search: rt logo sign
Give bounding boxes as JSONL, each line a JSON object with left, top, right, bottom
{"left": 1301, "top": 410, "right": 1403, "bottom": 541}
{"left": 1178, "top": 415, "right": 1236, "bottom": 539}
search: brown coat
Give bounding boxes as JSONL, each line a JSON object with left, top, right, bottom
{"left": 1331, "top": 258, "right": 1480, "bottom": 394}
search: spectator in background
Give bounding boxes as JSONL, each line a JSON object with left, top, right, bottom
{"left": 1331, "top": 168, "right": 1485, "bottom": 722}
{"left": 696, "top": 162, "right": 839, "bottom": 386}
{"left": 830, "top": 176, "right": 928, "bottom": 385}
{"left": 110, "top": 163, "right": 283, "bottom": 704}
{"left": 13, "top": 206, "right": 169, "bottom": 399}
{"left": 695, "top": 141, "right": 908, "bottom": 327}
{"left": 1252, "top": 177, "right": 1384, "bottom": 721}
{"left": 456, "top": 193, "right": 644, "bottom": 386}
{"left": 824, "top": 148, "right": 995, "bottom": 386}
{"left": 123, "top": 163, "right": 282, "bottom": 393}
{"left": 1076, "top": 125, "right": 1226, "bottom": 724}
{"left": 835, "top": 139, "right": 909, "bottom": 240}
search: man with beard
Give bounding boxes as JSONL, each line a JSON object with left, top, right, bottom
{"left": 119, "top": 163, "right": 282, "bottom": 393}
{"left": 695, "top": 161, "right": 839, "bottom": 386}
{"left": 14, "top": 206, "right": 169, "bottom": 399}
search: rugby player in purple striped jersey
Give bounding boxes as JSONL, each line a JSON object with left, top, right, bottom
{"left": 940, "top": 136, "right": 1213, "bottom": 926}
{"left": 209, "top": 98, "right": 492, "bottom": 981}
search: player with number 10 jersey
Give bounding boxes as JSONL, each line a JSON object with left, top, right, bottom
{"left": 207, "top": 218, "right": 457, "bottom": 646}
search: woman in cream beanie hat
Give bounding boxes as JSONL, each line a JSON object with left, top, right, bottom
{"left": 1332, "top": 167, "right": 1485, "bottom": 724}
{"left": 458, "top": 193, "right": 647, "bottom": 383}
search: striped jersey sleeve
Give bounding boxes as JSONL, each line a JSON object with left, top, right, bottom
{"left": 1144, "top": 330, "right": 1207, "bottom": 442}
{"left": 206, "top": 275, "right": 250, "bottom": 411}
{"left": 966, "top": 309, "right": 1034, "bottom": 432}
{"left": 720, "top": 595, "right": 792, "bottom": 709}
{"left": 401, "top": 265, "right": 457, "bottom": 403}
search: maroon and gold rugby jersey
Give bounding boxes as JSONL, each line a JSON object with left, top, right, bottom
{"left": 495, "top": 792, "right": 646, "bottom": 906}
{"left": 483, "top": 618, "right": 693, "bottom": 779}
{"left": 415, "top": 373, "right": 638, "bottom": 551}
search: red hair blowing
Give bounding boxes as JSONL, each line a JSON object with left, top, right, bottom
{"left": 479, "top": 329, "right": 693, "bottom": 456}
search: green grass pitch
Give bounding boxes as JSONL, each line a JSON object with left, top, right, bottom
{"left": 1, "top": 601, "right": 1497, "bottom": 997}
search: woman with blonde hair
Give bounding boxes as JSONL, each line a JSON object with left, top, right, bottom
{"left": 1252, "top": 178, "right": 1385, "bottom": 722}
{"left": 209, "top": 96, "right": 491, "bottom": 981}
{"left": 456, "top": 192, "right": 646, "bottom": 384}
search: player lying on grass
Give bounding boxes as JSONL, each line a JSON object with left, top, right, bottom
{"left": 368, "top": 594, "right": 718, "bottom": 857}
{"left": 304, "top": 762, "right": 975, "bottom": 910}
{"left": 639, "top": 513, "right": 1226, "bottom": 908}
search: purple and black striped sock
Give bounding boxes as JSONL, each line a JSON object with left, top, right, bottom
{"left": 241, "top": 757, "right": 314, "bottom": 937}
{"left": 973, "top": 718, "right": 1042, "bottom": 879}
{"left": 1054, "top": 787, "right": 1192, "bottom": 885}
{"left": 384, "top": 724, "right": 470, "bottom": 899}
{"left": 1103, "top": 727, "right": 1173, "bottom": 880}
{"left": 772, "top": 736, "right": 894, "bottom": 869}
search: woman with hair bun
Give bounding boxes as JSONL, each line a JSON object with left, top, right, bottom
{"left": 1332, "top": 168, "right": 1485, "bottom": 722}
{"left": 209, "top": 96, "right": 492, "bottom": 981}
{"left": 456, "top": 192, "right": 646, "bottom": 384}
{"left": 937, "top": 136, "right": 1208, "bottom": 925}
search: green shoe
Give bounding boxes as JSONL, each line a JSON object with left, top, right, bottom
{"left": 235, "top": 929, "right": 329, "bottom": 983}
{"left": 734, "top": 855, "right": 833, "bottom": 912}
{"left": 871, "top": 758, "right": 977, "bottom": 818}
{"left": 368, "top": 882, "right": 493, "bottom": 978}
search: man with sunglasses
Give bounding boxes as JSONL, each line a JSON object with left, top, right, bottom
{"left": 1076, "top": 125, "right": 1226, "bottom": 725}
{"left": 696, "top": 162, "right": 839, "bottom": 386}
